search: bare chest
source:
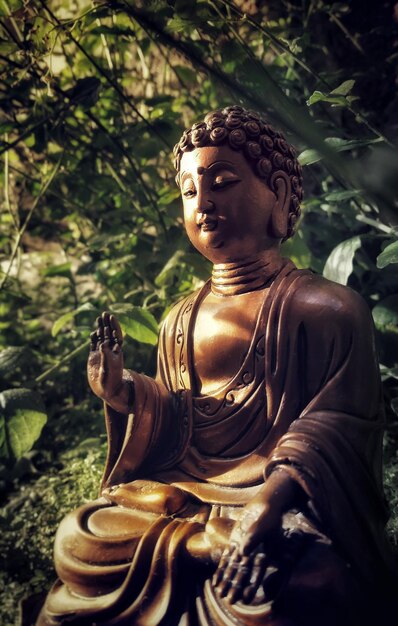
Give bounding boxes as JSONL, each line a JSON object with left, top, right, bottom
{"left": 192, "top": 289, "right": 267, "bottom": 395}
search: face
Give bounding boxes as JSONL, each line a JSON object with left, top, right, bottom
{"left": 179, "top": 145, "right": 279, "bottom": 264}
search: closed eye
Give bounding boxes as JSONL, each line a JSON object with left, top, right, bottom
{"left": 183, "top": 188, "right": 196, "bottom": 198}
{"left": 182, "top": 181, "right": 196, "bottom": 197}
{"left": 212, "top": 176, "right": 241, "bottom": 190}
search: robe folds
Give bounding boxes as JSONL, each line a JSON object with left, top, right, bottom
{"left": 38, "top": 265, "right": 398, "bottom": 626}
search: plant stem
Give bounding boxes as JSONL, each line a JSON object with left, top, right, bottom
{"left": 35, "top": 341, "right": 89, "bottom": 384}
{"left": 0, "top": 157, "right": 62, "bottom": 291}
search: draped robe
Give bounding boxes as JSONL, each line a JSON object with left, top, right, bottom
{"left": 38, "top": 265, "right": 397, "bottom": 626}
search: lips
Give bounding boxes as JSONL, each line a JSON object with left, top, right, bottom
{"left": 198, "top": 218, "right": 218, "bottom": 231}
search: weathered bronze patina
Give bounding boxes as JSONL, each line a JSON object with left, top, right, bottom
{"left": 37, "top": 106, "right": 397, "bottom": 626}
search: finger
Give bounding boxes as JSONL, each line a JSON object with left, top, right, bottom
{"left": 111, "top": 329, "right": 120, "bottom": 349}
{"left": 110, "top": 314, "right": 123, "bottom": 346}
{"left": 217, "top": 547, "right": 242, "bottom": 598}
{"left": 242, "top": 551, "right": 267, "bottom": 604}
{"left": 90, "top": 331, "right": 98, "bottom": 351}
{"left": 112, "top": 342, "right": 121, "bottom": 354}
{"left": 102, "top": 311, "right": 111, "bottom": 327}
{"left": 226, "top": 555, "right": 251, "bottom": 604}
{"left": 96, "top": 316, "right": 104, "bottom": 342}
{"left": 212, "top": 544, "right": 235, "bottom": 587}
{"left": 102, "top": 311, "right": 111, "bottom": 340}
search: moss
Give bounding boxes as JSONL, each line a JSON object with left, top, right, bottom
{"left": 0, "top": 440, "right": 106, "bottom": 626}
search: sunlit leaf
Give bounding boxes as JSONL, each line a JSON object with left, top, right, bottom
{"left": 299, "top": 137, "right": 382, "bottom": 165}
{"left": 0, "top": 0, "right": 23, "bottom": 16}
{"left": 377, "top": 240, "right": 398, "bottom": 269}
{"left": 52, "top": 303, "right": 96, "bottom": 337}
{"left": 155, "top": 250, "right": 185, "bottom": 287}
{"left": 0, "top": 388, "right": 47, "bottom": 460}
{"left": 281, "top": 233, "right": 312, "bottom": 269}
{"left": 330, "top": 79, "right": 355, "bottom": 96}
{"left": 42, "top": 263, "right": 72, "bottom": 278}
{"left": 307, "top": 83, "right": 358, "bottom": 107}
{"left": 111, "top": 304, "right": 158, "bottom": 345}
{"left": 0, "top": 347, "right": 28, "bottom": 378}
{"left": 323, "top": 236, "right": 362, "bottom": 285}
{"left": 298, "top": 149, "right": 321, "bottom": 166}
{"left": 306, "top": 90, "right": 346, "bottom": 107}
{"left": 372, "top": 296, "right": 398, "bottom": 330}
{"left": 324, "top": 189, "right": 361, "bottom": 202}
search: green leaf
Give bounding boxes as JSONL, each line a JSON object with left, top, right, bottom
{"left": 52, "top": 302, "right": 95, "bottom": 337}
{"left": 173, "top": 65, "right": 197, "bottom": 87}
{"left": 330, "top": 79, "right": 355, "bottom": 96}
{"left": 298, "top": 149, "right": 321, "bottom": 166}
{"left": 0, "top": 347, "right": 27, "bottom": 378}
{"left": 281, "top": 233, "right": 312, "bottom": 269}
{"left": 307, "top": 84, "right": 358, "bottom": 108}
{"left": 183, "top": 253, "right": 212, "bottom": 281}
{"left": 111, "top": 305, "right": 158, "bottom": 345}
{"left": 42, "top": 262, "right": 72, "bottom": 278}
{"left": 0, "top": 0, "right": 23, "bottom": 16}
{"left": 323, "top": 236, "right": 362, "bottom": 285}
{"left": 372, "top": 295, "right": 398, "bottom": 330}
{"left": 377, "top": 240, "right": 398, "bottom": 269}
{"left": 306, "top": 90, "right": 347, "bottom": 107}
{"left": 298, "top": 137, "right": 382, "bottom": 166}
{"left": 65, "top": 77, "right": 101, "bottom": 110}
{"left": 0, "top": 388, "right": 47, "bottom": 460}
{"left": 380, "top": 365, "right": 398, "bottom": 381}
{"left": 155, "top": 249, "right": 185, "bottom": 287}
{"left": 158, "top": 188, "right": 181, "bottom": 207}
{"left": 324, "top": 189, "right": 361, "bottom": 202}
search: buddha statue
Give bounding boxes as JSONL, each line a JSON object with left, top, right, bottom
{"left": 37, "top": 106, "right": 397, "bottom": 626}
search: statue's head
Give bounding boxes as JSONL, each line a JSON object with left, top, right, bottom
{"left": 173, "top": 106, "right": 303, "bottom": 247}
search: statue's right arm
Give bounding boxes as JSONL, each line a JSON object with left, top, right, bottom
{"left": 87, "top": 311, "right": 134, "bottom": 415}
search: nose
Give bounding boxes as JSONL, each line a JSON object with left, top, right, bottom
{"left": 196, "top": 184, "right": 215, "bottom": 215}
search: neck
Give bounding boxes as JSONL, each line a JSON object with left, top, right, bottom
{"left": 211, "top": 249, "right": 284, "bottom": 296}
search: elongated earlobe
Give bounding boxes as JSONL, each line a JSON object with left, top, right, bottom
{"left": 269, "top": 171, "right": 291, "bottom": 239}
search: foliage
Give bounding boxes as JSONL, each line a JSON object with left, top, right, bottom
{"left": 0, "top": 0, "right": 397, "bottom": 622}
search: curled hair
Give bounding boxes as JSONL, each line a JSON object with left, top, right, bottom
{"left": 173, "top": 105, "right": 303, "bottom": 240}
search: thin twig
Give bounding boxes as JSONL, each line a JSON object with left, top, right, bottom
{"left": 35, "top": 341, "right": 89, "bottom": 384}
{"left": 328, "top": 13, "right": 365, "bottom": 55}
{"left": 0, "top": 157, "right": 62, "bottom": 291}
{"left": 3, "top": 133, "right": 18, "bottom": 228}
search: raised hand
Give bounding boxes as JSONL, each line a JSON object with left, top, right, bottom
{"left": 87, "top": 312, "right": 132, "bottom": 413}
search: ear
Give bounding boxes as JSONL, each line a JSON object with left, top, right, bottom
{"left": 269, "top": 170, "right": 291, "bottom": 239}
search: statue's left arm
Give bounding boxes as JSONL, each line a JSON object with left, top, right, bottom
{"left": 215, "top": 274, "right": 395, "bottom": 601}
